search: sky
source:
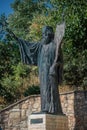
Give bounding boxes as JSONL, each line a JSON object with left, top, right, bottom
{"left": 0, "top": 0, "right": 14, "bottom": 16}
{"left": 0, "top": 0, "right": 53, "bottom": 16}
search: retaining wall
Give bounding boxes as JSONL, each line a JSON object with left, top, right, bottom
{"left": 0, "top": 91, "right": 87, "bottom": 130}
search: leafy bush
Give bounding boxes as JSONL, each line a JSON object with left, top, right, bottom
{"left": 24, "top": 85, "right": 40, "bottom": 96}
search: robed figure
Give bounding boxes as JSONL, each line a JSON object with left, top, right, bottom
{"left": 10, "top": 23, "right": 65, "bottom": 114}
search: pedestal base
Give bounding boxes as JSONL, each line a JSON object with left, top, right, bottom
{"left": 28, "top": 113, "right": 69, "bottom": 130}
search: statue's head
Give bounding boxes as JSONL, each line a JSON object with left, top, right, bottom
{"left": 42, "top": 26, "right": 54, "bottom": 44}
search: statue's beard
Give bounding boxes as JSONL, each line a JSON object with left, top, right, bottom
{"left": 42, "top": 36, "right": 52, "bottom": 45}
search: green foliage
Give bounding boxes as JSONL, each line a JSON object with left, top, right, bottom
{"left": 28, "top": 14, "right": 54, "bottom": 41}
{"left": 0, "top": 41, "right": 20, "bottom": 78}
{"left": 8, "top": 0, "right": 47, "bottom": 39}
{"left": 13, "top": 62, "right": 31, "bottom": 79}
{"left": 8, "top": 0, "right": 87, "bottom": 87}
{"left": 0, "top": 39, "right": 38, "bottom": 105}
{"left": 0, "top": 62, "right": 32, "bottom": 103}
{"left": 51, "top": 0, "right": 87, "bottom": 87}
{"left": 24, "top": 85, "right": 40, "bottom": 97}
{"left": 0, "top": 76, "right": 18, "bottom": 103}
{"left": 0, "top": 0, "right": 87, "bottom": 107}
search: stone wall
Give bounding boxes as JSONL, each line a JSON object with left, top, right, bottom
{"left": 0, "top": 91, "right": 87, "bottom": 130}
{"left": 0, "top": 95, "right": 41, "bottom": 130}
{"left": 60, "top": 91, "right": 87, "bottom": 130}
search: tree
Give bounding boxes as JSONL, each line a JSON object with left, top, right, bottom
{"left": 0, "top": 0, "right": 87, "bottom": 107}
{"left": 0, "top": 41, "right": 20, "bottom": 78}
{"left": 8, "top": 0, "right": 47, "bottom": 39}
{"left": 0, "top": 62, "right": 31, "bottom": 103}
{"left": 8, "top": 0, "right": 87, "bottom": 87}
{"left": 0, "top": 39, "right": 39, "bottom": 104}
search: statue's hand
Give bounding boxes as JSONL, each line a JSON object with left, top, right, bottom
{"left": 49, "top": 66, "right": 55, "bottom": 76}
{"left": 49, "top": 63, "right": 57, "bottom": 76}
{"left": 49, "top": 62, "right": 61, "bottom": 76}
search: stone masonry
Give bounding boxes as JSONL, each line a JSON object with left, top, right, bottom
{"left": 28, "top": 114, "right": 69, "bottom": 130}
{"left": 60, "top": 91, "right": 87, "bottom": 130}
{"left": 0, "top": 95, "right": 41, "bottom": 130}
{"left": 0, "top": 91, "right": 87, "bottom": 130}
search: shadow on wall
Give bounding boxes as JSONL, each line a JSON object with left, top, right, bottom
{"left": 74, "top": 91, "right": 87, "bottom": 130}
{"left": 60, "top": 90, "right": 87, "bottom": 130}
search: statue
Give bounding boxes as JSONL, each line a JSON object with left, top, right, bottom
{"left": 7, "top": 23, "right": 65, "bottom": 114}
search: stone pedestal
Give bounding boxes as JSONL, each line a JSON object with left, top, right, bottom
{"left": 28, "top": 113, "right": 69, "bottom": 130}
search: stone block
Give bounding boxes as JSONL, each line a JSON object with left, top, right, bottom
{"left": 68, "top": 94, "right": 74, "bottom": 100}
{"left": 9, "top": 111, "right": 20, "bottom": 119}
{"left": 21, "top": 110, "right": 26, "bottom": 120}
{"left": 22, "top": 103, "right": 28, "bottom": 109}
{"left": 28, "top": 113, "right": 69, "bottom": 130}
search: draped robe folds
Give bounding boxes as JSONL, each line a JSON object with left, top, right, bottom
{"left": 18, "top": 38, "right": 63, "bottom": 114}
{"left": 18, "top": 23, "right": 65, "bottom": 114}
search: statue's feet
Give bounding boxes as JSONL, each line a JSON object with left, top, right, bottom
{"left": 41, "top": 110, "right": 49, "bottom": 114}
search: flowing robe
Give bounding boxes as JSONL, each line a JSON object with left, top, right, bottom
{"left": 17, "top": 23, "right": 65, "bottom": 114}
{"left": 38, "top": 41, "right": 63, "bottom": 114}
{"left": 18, "top": 38, "right": 63, "bottom": 114}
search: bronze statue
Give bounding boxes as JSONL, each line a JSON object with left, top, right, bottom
{"left": 8, "top": 23, "right": 65, "bottom": 114}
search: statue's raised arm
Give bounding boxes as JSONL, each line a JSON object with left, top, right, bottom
{"left": 49, "top": 22, "right": 65, "bottom": 84}
{"left": 6, "top": 28, "right": 19, "bottom": 41}
{"left": 0, "top": 19, "right": 40, "bottom": 66}
{"left": 6, "top": 28, "right": 41, "bottom": 66}
{"left": 54, "top": 22, "right": 65, "bottom": 64}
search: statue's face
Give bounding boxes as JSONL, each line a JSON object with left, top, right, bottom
{"left": 42, "top": 26, "right": 54, "bottom": 44}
